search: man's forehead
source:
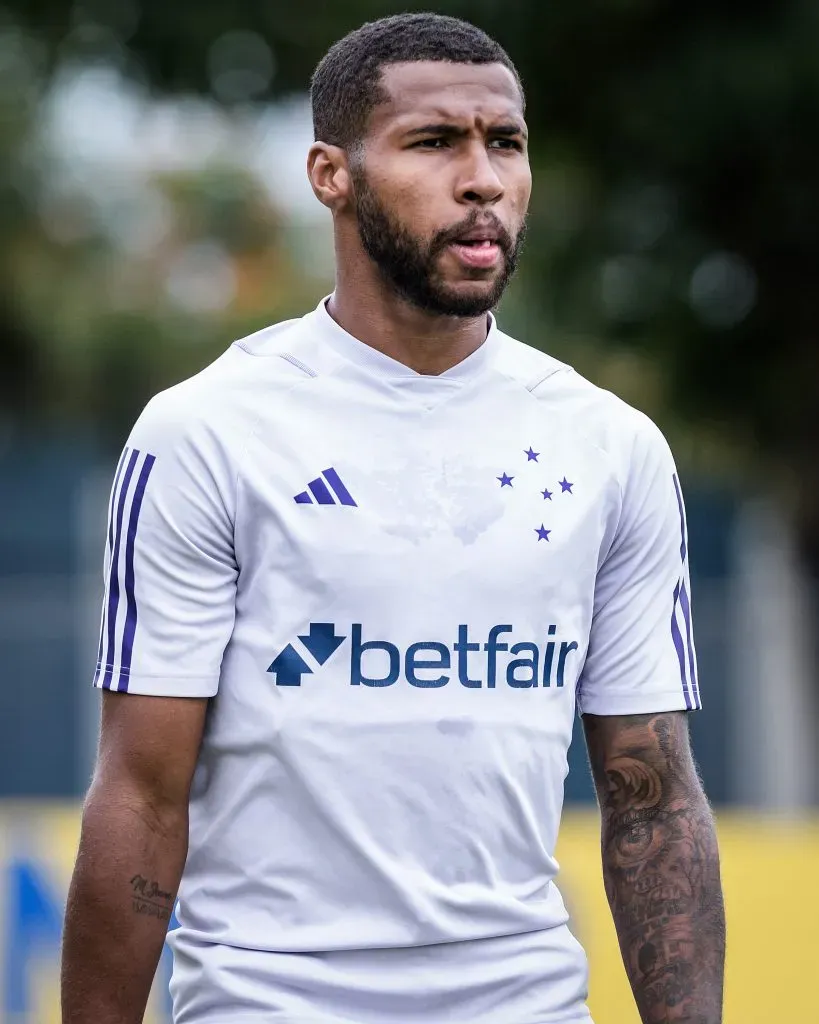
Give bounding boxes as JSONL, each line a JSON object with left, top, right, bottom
{"left": 373, "top": 61, "right": 524, "bottom": 126}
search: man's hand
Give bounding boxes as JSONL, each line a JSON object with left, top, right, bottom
{"left": 583, "top": 711, "right": 725, "bottom": 1024}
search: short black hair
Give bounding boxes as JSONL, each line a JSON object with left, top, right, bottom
{"left": 311, "top": 13, "right": 523, "bottom": 149}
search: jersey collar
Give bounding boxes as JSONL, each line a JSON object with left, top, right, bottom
{"left": 312, "top": 295, "right": 499, "bottom": 385}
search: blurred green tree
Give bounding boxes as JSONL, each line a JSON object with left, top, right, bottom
{"left": 5, "top": 0, "right": 819, "bottom": 565}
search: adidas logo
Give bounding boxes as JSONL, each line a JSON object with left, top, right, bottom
{"left": 294, "top": 467, "right": 357, "bottom": 507}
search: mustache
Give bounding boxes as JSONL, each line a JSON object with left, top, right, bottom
{"left": 431, "top": 212, "right": 516, "bottom": 256}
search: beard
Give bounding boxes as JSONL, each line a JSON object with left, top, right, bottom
{"left": 351, "top": 170, "right": 527, "bottom": 318}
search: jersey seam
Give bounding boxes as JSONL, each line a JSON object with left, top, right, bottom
{"left": 525, "top": 370, "right": 626, "bottom": 501}
{"left": 275, "top": 352, "right": 319, "bottom": 378}
{"left": 580, "top": 686, "right": 689, "bottom": 696}
{"left": 488, "top": 363, "right": 629, "bottom": 569}
{"left": 491, "top": 365, "right": 627, "bottom": 529}
{"left": 525, "top": 369, "right": 673, "bottom": 568}
{"left": 579, "top": 696, "right": 695, "bottom": 714}
{"left": 493, "top": 365, "right": 622, "bottom": 478}
{"left": 95, "top": 666, "right": 217, "bottom": 681}
{"left": 226, "top": 353, "right": 333, "bottom": 557}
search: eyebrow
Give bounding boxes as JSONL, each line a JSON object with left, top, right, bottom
{"left": 404, "top": 122, "right": 528, "bottom": 140}
{"left": 489, "top": 123, "right": 528, "bottom": 139}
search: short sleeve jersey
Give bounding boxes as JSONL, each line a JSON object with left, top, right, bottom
{"left": 94, "top": 299, "right": 700, "bottom": 1024}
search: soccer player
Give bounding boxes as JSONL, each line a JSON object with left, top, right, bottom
{"left": 61, "top": 13, "right": 725, "bottom": 1024}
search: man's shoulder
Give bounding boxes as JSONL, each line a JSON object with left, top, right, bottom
{"left": 492, "top": 328, "right": 572, "bottom": 391}
{"left": 131, "top": 309, "right": 323, "bottom": 455}
{"left": 493, "top": 328, "right": 665, "bottom": 467}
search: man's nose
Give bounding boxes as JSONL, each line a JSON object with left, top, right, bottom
{"left": 456, "top": 144, "right": 504, "bottom": 205}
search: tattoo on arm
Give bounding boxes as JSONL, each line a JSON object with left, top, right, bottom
{"left": 584, "top": 712, "right": 725, "bottom": 1024}
{"left": 129, "top": 874, "right": 174, "bottom": 921}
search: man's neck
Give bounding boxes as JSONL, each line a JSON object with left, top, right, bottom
{"left": 327, "top": 286, "right": 490, "bottom": 376}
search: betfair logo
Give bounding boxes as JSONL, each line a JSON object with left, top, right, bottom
{"left": 268, "top": 624, "right": 579, "bottom": 689}
{"left": 267, "top": 623, "right": 345, "bottom": 686}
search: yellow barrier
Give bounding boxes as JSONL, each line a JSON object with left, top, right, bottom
{"left": 0, "top": 803, "right": 169, "bottom": 1024}
{"left": 1, "top": 804, "right": 816, "bottom": 1021}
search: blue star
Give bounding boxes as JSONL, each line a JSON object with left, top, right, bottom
{"left": 497, "top": 472, "right": 514, "bottom": 488}
{"left": 541, "top": 488, "right": 553, "bottom": 501}
{"left": 535, "top": 524, "right": 551, "bottom": 542}
{"left": 559, "top": 478, "right": 574, "bottom": 494}
{"left": 524, "top": 447, "right": 540, "bottom": 462}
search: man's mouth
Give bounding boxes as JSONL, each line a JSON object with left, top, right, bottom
{"left": 449, "top": 237, "right": 503, "bottom": 269}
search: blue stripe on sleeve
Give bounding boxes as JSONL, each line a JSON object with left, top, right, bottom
{"left": 95, "top": 446, "right": 129, "bottom": 682}
{"left": 101, "top": 449, "right": 140, "bottom": 690}
{"left": 117, "top": 453, "right": 157, "bottom": 692}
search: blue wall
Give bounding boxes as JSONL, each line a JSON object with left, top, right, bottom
{"left": 0, "top": 438, "right": 99, "bottom": 796}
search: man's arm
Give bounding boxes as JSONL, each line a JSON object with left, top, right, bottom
{"left": 61, "top": 691, "right": 208, "bottom": 1023}
{"left": 583, "top": 711, "right": 725, "bottom": 1024}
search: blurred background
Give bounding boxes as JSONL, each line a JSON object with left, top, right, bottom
{"left": 1, "top": 0, "right": 818, "bottom": 1020}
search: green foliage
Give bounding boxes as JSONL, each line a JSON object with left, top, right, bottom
{"left": 2, "top": 1, "right": 819, "bottom": 507}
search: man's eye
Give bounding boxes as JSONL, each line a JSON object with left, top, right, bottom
{"left": 415, "top": 138, "right": 448, "bottom": 149}
{"left": 489, "top": 138, "right": 522, "bottom": 151}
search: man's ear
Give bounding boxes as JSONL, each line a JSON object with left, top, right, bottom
{"left": 307, "top": 143, "right": 354, "bottom": 212}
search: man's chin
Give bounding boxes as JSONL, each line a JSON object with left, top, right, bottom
{"left": 428, "top": 278, "right": 504, "bottom": 317}
{"left": 417, "top": 292, "right": 498, "bottom": 318}
{"left": 387, "top": 263, "right": 510, "bottom": 318}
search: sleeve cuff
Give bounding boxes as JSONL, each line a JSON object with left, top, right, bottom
{"left": 578, "top": 688, "right": 700, "bottom": 716}
{"left": 93, "top": 670, "right": 219, "bottom": 698}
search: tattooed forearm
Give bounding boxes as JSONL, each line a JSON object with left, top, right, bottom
{"left": 129, "top": 873, "right": 174, "bottom": 921}
{"left": 584, "top": 712, "right": 725, "bottom": 1024}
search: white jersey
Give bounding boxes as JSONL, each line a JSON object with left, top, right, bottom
{"left": 94, "top": 298, "right": 700, "bottom": 1024}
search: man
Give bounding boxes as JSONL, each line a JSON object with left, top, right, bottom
{"left": 61, "top": 13, "right": 725, "bottom": 1024}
